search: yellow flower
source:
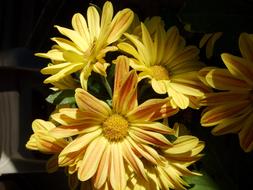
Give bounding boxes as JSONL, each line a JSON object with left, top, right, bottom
{"left": 126, "top": 125, "right": 205, "bottom": 190}
{"left": 36, "top": 1, "right": 134, "bottom": 90}
{"left": 199, "top": 32, "right": 253, "bottom": 152}
{"left": 49, "top": 56, "right": 178, "bottom": 189}
{"left": 118, "top": 22, "right": 208, "bottom": 109}
{"left": 26, "top": 119, "right": 69, "bottom": 173}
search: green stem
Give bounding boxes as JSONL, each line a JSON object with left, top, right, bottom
{"left": 101, "top": 76, "right": 112, "bottom": 99}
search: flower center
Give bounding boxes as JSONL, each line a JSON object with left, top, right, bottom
{"left": 102, "top": 114, "right": 129, "bottom": 141}
{"left": 150, "top": 65, "right": 169, "bottom": 80}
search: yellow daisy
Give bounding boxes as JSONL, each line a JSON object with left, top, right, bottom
{"left": 36, "top": 1, "right": 134, "bottom": 89}
{"left": 26, "top": 119, "right": 69, "bottom": 173}
{"left": 199, "top": 32, "right": 253, "bottom": 152}
{"left": 49, "top": 56, "right": 178, "bottom": 190}
{"left": 118, "top": 22, "right": 209, "bottom": 109}
{"left": 126, "top": 123, "right": 205, "bottom": 190}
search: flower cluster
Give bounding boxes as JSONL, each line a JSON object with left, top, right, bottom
{"left": 26, "top": 1, "right": 253, "bottom": 190}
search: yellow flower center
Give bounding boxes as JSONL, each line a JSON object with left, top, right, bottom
{"left": 102, "top": 114, "right": 129, "bottom": 141}
{"left": 150, "top": 65, "right": 169, "bottom": 80}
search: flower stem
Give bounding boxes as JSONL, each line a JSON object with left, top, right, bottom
{"left": 101, "top": 76, "right": 112, "bottom": 99}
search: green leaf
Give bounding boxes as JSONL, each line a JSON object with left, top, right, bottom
{"left": 46, "top": 90, "right": 76, "bottom": 106}
{"left": 184, "top": 171, "right": 221, "bottom": 190}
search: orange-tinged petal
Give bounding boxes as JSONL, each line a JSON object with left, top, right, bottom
{"left": 239, "top": 112, "right": 253, "bottom": 152}
{"left": 130, "top": 122, "right": 174, "bottom": 134}
{"left": 115, "top": 71, "right": 138, "bottom": 114}
{"left": 201, "top": 101, "right": 250, "bottom": 126}
{"left": 75, "top": 88, "right": 111, "bottom": 118}
{"left": 110, "top": 143, "right": 126, "bottom": 190}
{"left": 94, "top": 145, "right": 111, "bottom": 189}
{"left": 221, "top": 53, "right": 253, "bottom": 86}
{"left": 211, "top": 116, "right": 244, "bottom": 135}
{"left": 200, "top": 92, "right": 249, "bottom": 106}
{"left": 78, "top": 137, "right": 107, "bottom": 181}
{"left": 239, "top": 32, "right": 253, "bottom": 61}
{"left": 113, "top": 56, "right": 130, "bottom": 92}
{"left": 127, "top": 98, "right": 178, "bottom": 122}
{"left": 122, "top": 140, "right": 147, "bottom": 180}
{"left": 129, "top": 127, "right": 172, "bottom": 147}
{"left": 205, "top": 68, "right": 249, "bottom": 90}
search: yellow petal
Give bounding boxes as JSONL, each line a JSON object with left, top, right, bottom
{"left": 151, "top": 79, "right": 167, "bottom": 94}
{"left": 51, "top": 37, "right": 82, "bottom": 54}
{"left": 141, "top": 23, "right": 153, "bottom": 64}
{"left": 92, "top": 62, "right": 109, "bottom": 76}
{"left": 169, "top": 82, "right": 204, "bottom": 97}
{"left": 78, "top": 137, "right": 107, "bottom": 181}
{"left": 239, "top": 32, "right": 253, "bottom": 61}
{"left": 35, "top": 49, "right": 64, "bottom": 61}
{"left": 55, "top": 26, "right": 88, "bottom": 51}
{"left": 117, "top": 42, "right": 143, "bottom": 62}
{"left": 107, "top": 8, "right": 134, "bottom": 44}
{"left": 72, "top": 13, "right": 91, "bottom": 45}
{"left": 205, "top": 32, "right": 222, "bottom": 59}
{"left": 87, "top": 6, "right": 100, "bottom": 41}
{"left": 63, "top": 50, "right": 85, "bottom": 62}
{"left": 164, "top": 136, "right": 199, "bottom": 155}
{"left": 221, "top": 53, "right": 253, "bottom": 86}
{"left": 59, "top": 129, "right": 102, "bottom": 157}
{"left": 44, "top": 63, "right": 83, "bottom": 83}
{"left": 100, "top": 1, "right": 113, "bottom": 35}
{"left": 80, "top": 62, "right": 92, "bottom": 90}
{"left": 167, "top": 86, "right": 189, "bottom": 109}
{"left": 41, "top": 62, "right": 72, "bottom": 75}
{"left": 110, "top": 143, "right": 126, "bottom": 190}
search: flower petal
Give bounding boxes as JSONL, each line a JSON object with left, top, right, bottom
{"left": 239, "top": 112, "right": 253, "bottom": 152}
{"left": 72, "top": 13, "right": 91, "bottom": 45}
{"left": 130, "top": 122, "right": 174, "bottom": 134}
{"left": 221, "top": 53, "right": 253, "bottom": 86}
{"left": 75, "top": 88, "right": 111, "bottom": 118}
{"left": 129, "top": 127, "right": 172, "bottom": 147}
{"left": 107, "top": 8, "right": 134, "bottom": 44}
{"left": 127, "top": 98, "right": 178, "bottom": 122}
{"left": 121, "top": 140, "right": 147, "bottom": 180}
{"left": 94, "top": 145, "right": 111, "bottom": 189}
{"left": 239, "top": 32, "right": 253, "bottom": 61}
{"left": 110, "top": 143, "right": 126, "bottom": 190}
{"left": 201, "top": 101, "right": 250, "bottom": 127}
{"left": 87, "top": 6, "right": 100, "bottom": 40}
{"left": 205, "top": 67, "right": 250, "bottom": 90}
{"left": 78, "top": 137, "right": 107, "bottom": 181}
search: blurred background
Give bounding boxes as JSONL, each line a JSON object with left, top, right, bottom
{"left": 0, "top": 0, "right": 253, "bottom": 189}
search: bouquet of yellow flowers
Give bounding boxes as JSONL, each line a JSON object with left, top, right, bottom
{"left": 25, "top": 1, "right": 253, "bottom": 189}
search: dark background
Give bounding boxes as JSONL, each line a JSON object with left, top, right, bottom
{"left": 0, "top": 0, "right": 253, "bottom": 189}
